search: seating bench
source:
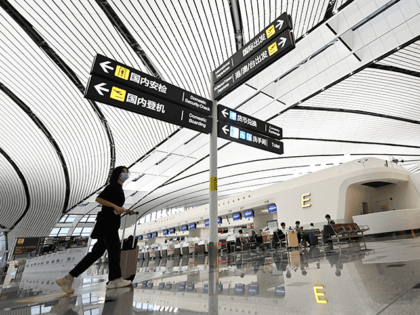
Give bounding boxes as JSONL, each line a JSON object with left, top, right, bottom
{"left": 328, "top": 223, "right": 369, "bottom": 243}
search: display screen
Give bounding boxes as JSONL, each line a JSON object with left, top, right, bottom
{"left": 163, "top": 229, "right": 168, "bottom": 235}
{"left": 235, "top": 284, "right": 245, "bottom": 294}
{"left": 232, "top": 212, "right": 242, "bottom": 221}
{"left": 152, "top": 232, "right": 157, "bottom": 238}
{"left": 169, "top": 228, "right": 175, "bottom": 234}
{"left": 189, "top": 223, "right": 196, "bottom": 230}
{"left": 205, "top": 217, "right": 222, "bottom": 227}
{"left": 178, "top": 282, "right": 186, "bottom": 291}
{"left": 147, "top": 233, "right": 152, "bottom": 239}
{"left": 138, "top": 235, "right": 143, "bottom": 241}
{"left": 248, "top": 284, "right": 259, "bottom": 295}
{"left": 181, "top": 225, "right": 188, "bottom": 231}
{"left": 244, "top": 209, "right": 254, "bottom": 218}
{"left": 268, "top": 204, "right": 277, "bottom": 213}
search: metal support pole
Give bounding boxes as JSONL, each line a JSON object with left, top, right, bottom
{"left": 208, "top": 74, "right": 219, "bottom": 314}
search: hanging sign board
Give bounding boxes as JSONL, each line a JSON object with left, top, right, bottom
{"left": 218, "top": 104, "right": 282, "bottom": 140}
{"left": 218, "top": 122, "right": 284, "bottom": 155}
{"left": 91, "top": 54, "right": 212, "bottom": 116}
{"left": 85, "top": 76, "right": 212, "bottom": 134}
{"left": 213, "top": 12, "right": 293, "bottom": 84}
{"left": 213, "top": 29, "right": 295, "bottom": 100}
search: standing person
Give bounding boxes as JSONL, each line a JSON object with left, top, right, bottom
{"left": 56, "top": 166, "right": 135, "bottom": 294}
{"left": 323, "top": 214, "right": 336, "bottom": 244}
{"left": 325, "top": 214, "right": 336, "bottom": 225}
{"left": 294, "top": 221, "right": 303, "bottom": 243}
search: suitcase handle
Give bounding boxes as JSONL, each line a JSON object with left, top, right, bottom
{"left": 121, "top": 211, "right": 140, "bottom": 249}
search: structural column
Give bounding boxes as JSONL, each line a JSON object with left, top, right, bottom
{"left": 208, "top": 75, "right": 219, "bottom": 314}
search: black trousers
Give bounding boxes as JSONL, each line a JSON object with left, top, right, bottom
{"left": 70, "top": 233, "right": 122, "bottom": 281}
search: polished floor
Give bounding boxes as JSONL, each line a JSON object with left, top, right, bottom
{"left": 1, "top": 234, "right": 420, "bottom": 314}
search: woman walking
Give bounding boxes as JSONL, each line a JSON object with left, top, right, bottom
{"left": 56, "top": 166, "right": 135, "bottom": 293}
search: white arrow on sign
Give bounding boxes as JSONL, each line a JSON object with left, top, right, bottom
{"left": 94, "top": 83, "right": 109, "bottom": 96}
{"left": 278, "top": 37, "right": 287, "bottom": 48}
{"left": 100, "top": 61, "right": 114, "bottom": 73}
{"left": 222, "top": 125, "right": 229, "bottom": 135}
{"left": 276, "top": 19, "right": 284, "bottom": 30}
{"left": 221, "top": 108, "right": 229, "bottom": 118}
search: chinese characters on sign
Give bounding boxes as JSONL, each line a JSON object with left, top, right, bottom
{"left": 129, "top": 72, "right": 168, "bottom": 94}
{"left": 126, "top": 93, "right": 165, "bottom": 113}
{"left": 235, "top": 50, "right": 269, "bottom": 80}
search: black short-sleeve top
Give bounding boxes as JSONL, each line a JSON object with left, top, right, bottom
{"left": 92, "top": 182, "right": 125, "bottom": 237}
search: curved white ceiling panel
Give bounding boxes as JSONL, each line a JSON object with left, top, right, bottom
{"left": 1, "top": 0, "right": 419, "bottom": 237}
{"left": 0, "top": 153, "right": 26, "bottom": 229}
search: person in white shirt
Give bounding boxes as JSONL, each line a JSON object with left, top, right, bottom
{"left": 279, "top": 222, "right": 287, "bottom": 236}
{"left": 309, "top": 223, "right": 316, "bottom": 230}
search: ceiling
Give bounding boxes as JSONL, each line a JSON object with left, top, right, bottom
{"left": 1, "top": 0, "right": 420, "bottom": 238}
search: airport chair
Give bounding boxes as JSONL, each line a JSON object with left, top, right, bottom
{"left": 234, "top": 238, "right": 243, "bottom": 253}
{"left": 219, "top": 242, "right": 228, "bottom": 255}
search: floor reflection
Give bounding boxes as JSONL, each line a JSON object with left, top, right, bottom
{"left": 1, "top": 235, "right": 420, "bottom": 314}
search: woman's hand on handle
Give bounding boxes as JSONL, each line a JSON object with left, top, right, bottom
{"left": 128, "top": 210, "right": 135, "bottom": 216}
{"left": 114, "top": 206, "right": 125, "bottom": 215}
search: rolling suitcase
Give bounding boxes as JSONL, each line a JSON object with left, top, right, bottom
{"left": 308, "top": 232, "right": 318, "bottom": 246}
{"left": 288, "top": 250, "right": 300, "bottom": 270}
{"left": 287, "top": 231, "right": 299, "bottom": 249}
{"left": 120, "top": 211, "right": 139, "bottom": 282}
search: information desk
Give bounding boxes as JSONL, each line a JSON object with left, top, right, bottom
{"left": 353, "top": 208, "right": 420, "bottom": 235}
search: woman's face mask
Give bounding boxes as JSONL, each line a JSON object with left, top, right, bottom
{"left": 120, "top": 172, "right": 130, "bottom": 181}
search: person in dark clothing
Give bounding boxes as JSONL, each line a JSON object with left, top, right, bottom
{"left": 325, "top": 214, "right": 336, "bottom": 225}
{"left": 323, "top": 214, "right": 336, "bottom": 244}
{"left": 56, "top": 166, "right": 135, "bottom": 294}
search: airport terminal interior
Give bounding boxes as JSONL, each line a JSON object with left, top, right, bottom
{"left": 1, "top": 0, "right": 420, "bottom": 314}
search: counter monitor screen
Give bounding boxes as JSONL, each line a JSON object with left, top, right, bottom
{"left": 268, "top": 204, "right": 277, "bottom": 213}
{"left": 181, "top": 225, "right": 188, "bottom": 232}
{"left": 232, "top": 212, "right": 242, "bottom": 221}
{"left": 138, "top": 235, "right": 143, "bottom": 241}
{"left": 205, "top": 218, "right": 222, "bottom": 226}
{"left": 244, "top": 209, "right": 254, "bottom": 218}
{"left": 248, "top": 284, "right": 259, "bottom": 295}
{"left": 147, "top": 233, "right": 152, "bottom": 239}
{"left": 152, "top": 232, "right": 157, "bottom": 238}
{"left": 169, "top": 228, "right": 175, "bottom": 234}
{"left": 163, "top": 229, "right": 168, "bottom": 236}
{"left": 189, "top": 223, "right": 196, "bottom": 230}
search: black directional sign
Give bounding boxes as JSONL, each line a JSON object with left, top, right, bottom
{"left": 85, "top": 75, "right": 212, "bottom": 134}
{"left": 218, "top": 122, "right": 283, "bottom": 155}
{"left": 213, "top": 12, "right": 292, "bottom": 84}
{"left": 217, "top": 104, "right": 282, "bottom": 140}
{"left": 213, "top": 29, "right": 295, "bottom": 101}
{"left": 91, "top": 54, "right": 212, "bottom": 116}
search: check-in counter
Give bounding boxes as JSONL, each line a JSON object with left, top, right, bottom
{"left": 181, "top": 245, "right": 189, "bottom": 256}
{"left": 196, "top": 244, "right": 206, "bottom": 254}
{"left": 188, "top": 245, "right": 196, "bottom": 254}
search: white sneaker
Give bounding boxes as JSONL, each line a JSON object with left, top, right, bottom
{"left": 106, "top": 277, "right": 131, "bottom": 289}
{"left": 56, "top": 274, "right": 75, "bottom": 294}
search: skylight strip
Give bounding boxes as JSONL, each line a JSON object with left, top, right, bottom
{"left": 165, "top": 1, "right": 210, "bottom": 97}
{"left": 0, "top": 12, "right": 110, "bottom": 208}
{"left": 152, "top": 1, "right": 203, "bottom": 96}
{"left": 117, "top": 0, "right": 177, "bottom": 85}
